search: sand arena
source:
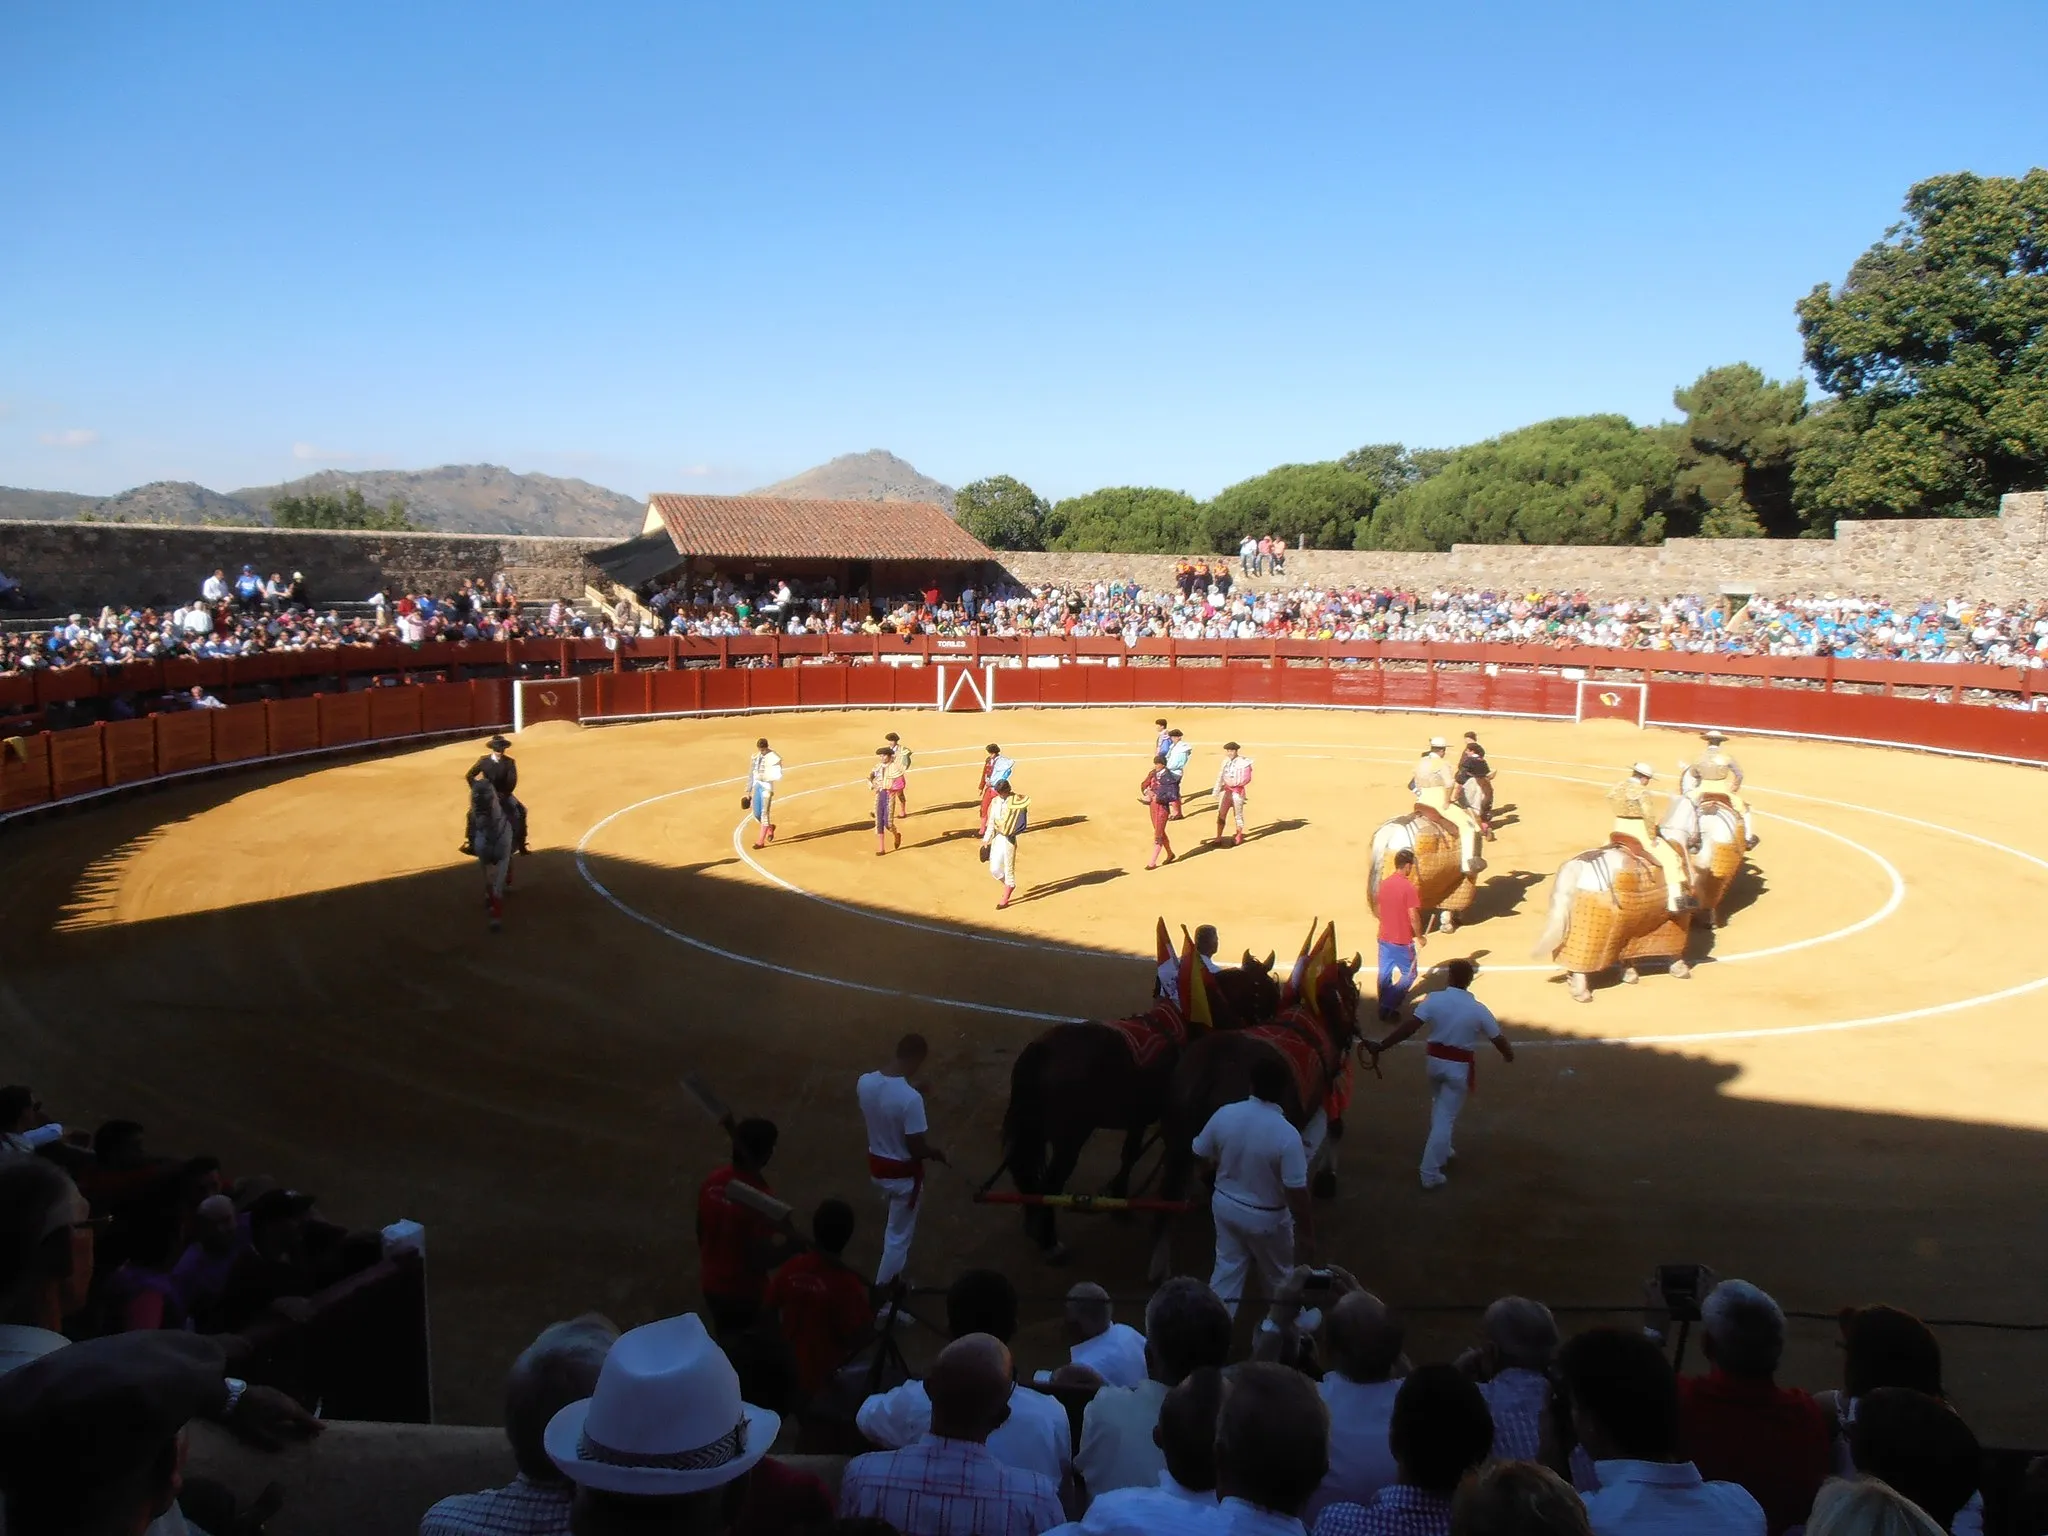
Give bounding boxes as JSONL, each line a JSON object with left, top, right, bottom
{"left": 3, "top": 707, "right": 2046, "bottom": 1434}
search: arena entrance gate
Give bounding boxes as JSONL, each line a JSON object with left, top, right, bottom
{"left": 1574, "top": 678, "right": 1647, "bottom": 727}
{"left": 935, "top": 664, "right": 997, "bottom": 712}
{"left": 513, "top": 677, "right": 584, "bottom": 732}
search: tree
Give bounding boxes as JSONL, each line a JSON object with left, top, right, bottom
{"left": 1359, "top": 415, "right": 1679, "bottom": 550}
{"left": 1794, "top": 169, "right": 2048, "bottom": 526}
{"left": 1668, "top": 363, "right": 1807, "bottom": 538}
{"left": 271, "top": 486, "right": 418, "bottom": 531}
{"left": 953, "top": 475, "right": 1048, "bottom": 550}
{"left": 1337, "top": 442, "right": 1450, "bottom": 498}
{"left": 1202, "top": 461, "right": 1381, "bottom": 551}
{"left": 1041, "top": 487, "right": 1204, "bottom": 552}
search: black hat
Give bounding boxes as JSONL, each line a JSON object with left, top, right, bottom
{"left": 246, "top": 1188, "right": 317, "bottom": 1225}
{"left": 0, "top": 1333, "right": 227, "bottom": 1502}
{"left": 1223, "top": 741, "right": 1241, "bottom": 751}
{"left": 487, "top": 735, "right": 512, "bottom": 751}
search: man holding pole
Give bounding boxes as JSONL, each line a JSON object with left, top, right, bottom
{"left": 857, "top": 1034, "right": 947, "bottom": 1289}
{"left": 1366, "top": 958, "right": 1514, "bottom": 1190}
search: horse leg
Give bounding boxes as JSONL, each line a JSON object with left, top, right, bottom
{"left": 1569, "top": 972, "right": 1592, "bottom": 1003}
{"left": 1036, "top": 1128, "right": 1090, "bottom": 1265}
{"left": 1105, "top": 1122, "right": 1148, "bottom": 1199}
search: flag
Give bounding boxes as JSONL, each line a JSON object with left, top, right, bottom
{"left": 1298, "top": 921, "right": 1338, "bottom": 1015}
{"left": 1179, "top": 927, "right": 1214, "bottom": 1030}
{"left": 1283, "top": 917, "right": 1318, "bottom": 1006}
{"left": 1155, "top": 917, "right": 1174, "bottom": 973}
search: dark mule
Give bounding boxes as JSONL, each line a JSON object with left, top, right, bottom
{"left": 1147, "top": 956, "right": 1364, "bottom": 1281}
{"left": 1001, "top": 953, "right": 1279, "bottom": 1262}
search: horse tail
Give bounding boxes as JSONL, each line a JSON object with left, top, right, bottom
{"left": 1531, "top": 859, "right": 1581, "bottom": 960}
{"left": 1000, "top": 1035, "right": 1054, "bottom": 1195}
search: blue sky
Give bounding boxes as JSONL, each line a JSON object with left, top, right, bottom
{"left": 4, "top": 2, "right": 2044, "bottom": 503}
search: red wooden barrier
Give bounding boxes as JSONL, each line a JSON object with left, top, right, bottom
{"left": 650, "top": 670, "right": 703, "bottom": 715}
{"left": 418, "top": 682, "right": 476, "bottom": 734}
{"left": 0, "top": 732, "right": 51, "bottom": 810}
{"left": 701, "top": 672, "right": 746, "bottom": 712}
{"left": 154, "top": 710, "right": 214, "bottom": 774}
{"left": 0, "top": 673, "right": 35, "bottom": 710}
{"left": 473, "top": 678, "right": 512, "bottom": 726}
{"left": 318, "top": 691, "right": 372, "bottom": 748}
{"left": 845, "top": 668, "right": 895, "bottom": 707}
{"left": 796, "top": 669, "right": 848, "bottom": 708}
{"left": 266, "top": 697, "right": 321, "bottom": 756}
{"left": 48, "top": 725, "right": 105, "bottom": 799}
{"left": 368, "top": 687, "right": 424, "bottom": 740}
{"left": 212, "top": 703, "right": 268, "bottom": 762}
{"left": 747, "top": 670, "right": 799, "bottom": 710}
{"left": 102, "top": 717, "right": 158, "bottom": 785}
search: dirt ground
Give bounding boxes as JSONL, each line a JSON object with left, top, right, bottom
{"left": 4, "top": 706, "right": 2046, "bottom": 1439}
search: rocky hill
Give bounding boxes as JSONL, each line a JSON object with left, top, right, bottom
{"left": 230, "top": 465, "right": 643, "bottom": 536}
{"left": 749, "top": 449, "right": 955, "bottom": 509}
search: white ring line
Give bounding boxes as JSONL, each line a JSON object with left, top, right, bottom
{"left": 572, "top": 739, "right": 1985, "bottom": 1035}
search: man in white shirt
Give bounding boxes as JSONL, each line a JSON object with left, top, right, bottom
{"left": 1047, "top": 1367, "right": 1222, "bottom": 1535}
{"left": 200, "top": 569, "right": 228, "bottom": 604}
{"left": 1211, "top": 1362, "right": 1328, "bottom": 1535}
{"left": 1559, "top": 1327, "right": 1765, "bottom": 1536}
{"left": 1307, "top": 1290, "right": 1406, "bottom": 1522}
{"left": 1467, "top": 1296, "right": 1559, "bottom": 1461}
{"left": 747, "top": 737, "right": 783, "bottom": 849}
{"left": 1366, "top": 958, "right": 1514, "bottom": 1191}
{"left": 1156, "top": 924, "right": 1223, "bottom": 1002}
{"left": 1191, "top": 1056, "right": 1312, "bottom": 1317}
{"left": 857, "top": 1034, "right": 946, "bottom": 1287}
{"left": 1061, "top": 1283, "right": 1146, "bottom": 1388}
{"left": 856, "top": 1269, "right": 1072, "bottom": 1491}
{"left": 1075, "top": 1277, "right": 1232, "bottom": 1497}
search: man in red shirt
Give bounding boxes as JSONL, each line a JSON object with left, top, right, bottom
{"left": 763, "top": 1198, "right": 873, "bottom": 1405}
{"left": 1376, "top": 848, "right": 1425, "bottom": 1021}
{"left": 1677, "top": 1278, "right": 1832, "bottom": 1535}
{"left": 695, "top": 1118, "right": 787, "bottom": 1337}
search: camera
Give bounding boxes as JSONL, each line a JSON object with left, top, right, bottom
{"left": 1302, "top": 1268, "right": 1335, "bottom": 1293}
{"left": 1657, "top": 1262, "right": 1710, "bottom": 1323}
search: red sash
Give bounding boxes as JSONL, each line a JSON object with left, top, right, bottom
{"left": 1427, "top": 1041, "right": 1477, "bottom": 1092}
{"left": 867, "top": 1153, "right": 923, "bottom": 1207}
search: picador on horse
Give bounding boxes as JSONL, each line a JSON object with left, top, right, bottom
{"left": 1680, "top": 729, "right": 1760, "bottom": 851}
{"left": 462, "top": 735, "right": 530, "bottom": 857}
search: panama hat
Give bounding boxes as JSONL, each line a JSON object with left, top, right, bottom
{"left": 1632, "top": 761, "right": 1656, "bottom": 777}
{"left": 545, "top": 1313, "right": 778, "bottom": 1495}
{"left": 1702, "top": 729, "right": 1728, "bottom": 743}
{"left": 1428, "top": 736, "right": 1448, "bottom": 749}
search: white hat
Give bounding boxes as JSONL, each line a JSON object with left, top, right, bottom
{"left": 544, "top": 1314, "right": 778, "bottom": 1495}
{"left": 1428, "top": 736, "right": 1447, "bottom": 749}
{"left": 1632, "top": 761, "right": 1656, "bottom": 777}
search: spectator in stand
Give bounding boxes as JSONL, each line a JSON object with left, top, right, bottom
{"left": 1464, "top": 1296, "right": 1560, "bottom": 1461}
{"left": 857, "top": 1269, "right": 1072, "bottom": 1491}
{"left": 105, "top": 1200, "right": 191, "bottom": 1332}
{"left": 1062, "top": 1281, "right": 1147, "bottom": 1388}
{"left": 695, "top": 1117, "right": 787, "bottom": 1336}
{"left": 1315, "top": 1364, "right": 1495, "bottom": 1536}
{"left": 0, "top": 1089, "right": 57, "bottom": 1161}
{"left": 1310, "top": 1288, "right": 1408, "bottom": 1519}
{"left": 840, "top": 1332, "right": 1065, "bottom": 1536}
{"left": 1847, "top": 1390, "right": 1982, "bottom": 1534}
{"left": 1257, "top": 537, "right": 1274, "bottom": 576}
{"left": 1805, "top": 1478, "right": 1947, "bottom": 1536}
{"left": 1047, "top": 1367, "right": 1224, "bottom": 1535}
{"left": 421, "top": 1314, "right": 617, "bottom": 1536}
{"left": 761, "top": 1198, "right": 871, "bottom": 1406}
{"left": 1271, "top": 537, "right": 1287, "bottom": 574}
{"left": 1820, "top": 1306, "right": 1986, "bottom": 1534}
{"left": 1213, "top": 1361, "right": 1330, "bottom": 1536}
{"left": 1241, "top": 537, "right": 1259, "bottom": 574}
{"left": 1450, "top": 1463, "right": 1594, "bottom": 1536}
{"left": 201, "top": 569, "right": 228, "bottom": 604}
{"left": 1556, "top": 1326, "right": 1765, "bottom": 1535}
{"left": 287, "top": 571, "right": 308, "bottom": 607}
{"left": 262, "top": 572, "right": 289, "bottom": 608}
{"left": 1076, "top": 1275, "right": 1234, "bottom": 1497}
{"left": 233, "top": 565, "right": 263, "bottom": 611}
{"left": 1675, "top": 1279, "right": 1830, "bottom": 1536}
{"left": 188, "top": 685, "right": 226, "bottom": 709}
{"left": 169, "top": 1194, "right": 247, "bottom": 1330}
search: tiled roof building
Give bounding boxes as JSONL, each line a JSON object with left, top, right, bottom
{"left": 640, "top": 495, "right": 992, "bottom": 563}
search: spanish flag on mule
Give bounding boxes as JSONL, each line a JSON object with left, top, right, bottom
{"left": 1177, "top": 926, "right": 1215, "bottom": 1030}
{"left": 1287, "top": 920, "right": 1339, "bottom": 1011}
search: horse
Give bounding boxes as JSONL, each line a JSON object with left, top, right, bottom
{"left": 1529, "top": 793, "right": 1748, "bottom": 1002}
{"left": 1146, "top": 953, "right": 1365, "bottom": 1283}
{"left": 1000, "top": 952, "right": 1280, "bottom": 1263}
{"left": 1368, "top": 811, "right": 1477, "bottom": 933}
{"left": 465, "top": 779, "right": 515, "bottom": 931}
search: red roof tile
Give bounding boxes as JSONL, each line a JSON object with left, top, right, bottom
{"left": 646, "top": 495, "right": 993, "bottom": 562}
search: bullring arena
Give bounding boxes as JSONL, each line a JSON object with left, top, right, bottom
{"left": 4, "top": 642, "right": 2047, "bottom": 1442}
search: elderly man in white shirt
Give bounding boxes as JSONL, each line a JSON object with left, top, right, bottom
{"left": 856, "top": 1268, "right": 1072, "bottom": 1491}
{"left": 1061, "top": 1282, "right": 1147, "bottom": 1389}
{"left": 1558, "top": 1326, "right": 1764, "bottom": 1536}
{"left": 1211, "top": 1362, "right": 1329, "bottom": 1536}
{"left": 1075, "top": 1277, "right": 1233, "bottom": 1498}
{"left": 1304, "top": 1288, "right": 1407, "bottom": 1523}
{"left": 1466, "top": 1295, "right": 1559, "bottom": 1461}
{"left": 1191, "top": 1055, "right": 1313, "bottom": 1317}
{"left": 1047, "top": 1368, "right": 1222, "bottom": 1536}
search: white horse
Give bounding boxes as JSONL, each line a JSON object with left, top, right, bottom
{"left": 1529, "top": 793, "right": 1746, "bottom": 1000}
{"left": 466, "top": 779, "right": 514, "bottom": 931}
{"left": 1367, "top": 812, "right": 1474, "bottom": 933}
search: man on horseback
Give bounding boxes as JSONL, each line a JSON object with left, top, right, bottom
{"left": 463, "top": 734, "right": 528, "bottom": 855}
{"left": 1411, "top": 737, "right": 1485, "bottom": 875}
{"left": 1682, "top": 730, "right": 1759, "bottom": 850}
{"left": 1609, "top": 763, "right": 1695, "bottom": 912}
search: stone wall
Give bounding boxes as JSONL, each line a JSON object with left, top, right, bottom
{"left": 996, "top": 491, "right": 2048, "bottom": 601}
{"left": 3, "top": 491, "right": 2043, "bottom": 613}
{"left": 0, "top": 522, "right": 607, "bottom": 613}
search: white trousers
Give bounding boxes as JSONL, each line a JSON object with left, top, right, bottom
{"left": 988, "top": 834, "right": 1016, "bottom": 887}
{"left": 1208, "top": 1192, "right": 1293, "bottom": 1317}
{"left": 1422, "top": 1060, "right": 1470, "bottom": 1184}
{"left": 872, "top": 1176, "right": 919, "bottom": 1284}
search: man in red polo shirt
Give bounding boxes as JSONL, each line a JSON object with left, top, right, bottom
{"left": 1375, "top": 848, "right": 1425, "bottom": 1022}
{"left": 1676, "top": 1278, "right": 1831, "bottom": 1536}
{"left": 695, "top": 1117, "right": 788, "bottom": 1337}
{"left": 763, "top": 1198, "right": 873, "bottom": 1405}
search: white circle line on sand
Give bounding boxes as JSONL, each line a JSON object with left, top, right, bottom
{"left": 571, "top": 730, "right": 2048, "bottom": 1042}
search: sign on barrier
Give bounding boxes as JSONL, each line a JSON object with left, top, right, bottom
{"left": 513, "top": 677, "right": 582, "bottom": 731}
